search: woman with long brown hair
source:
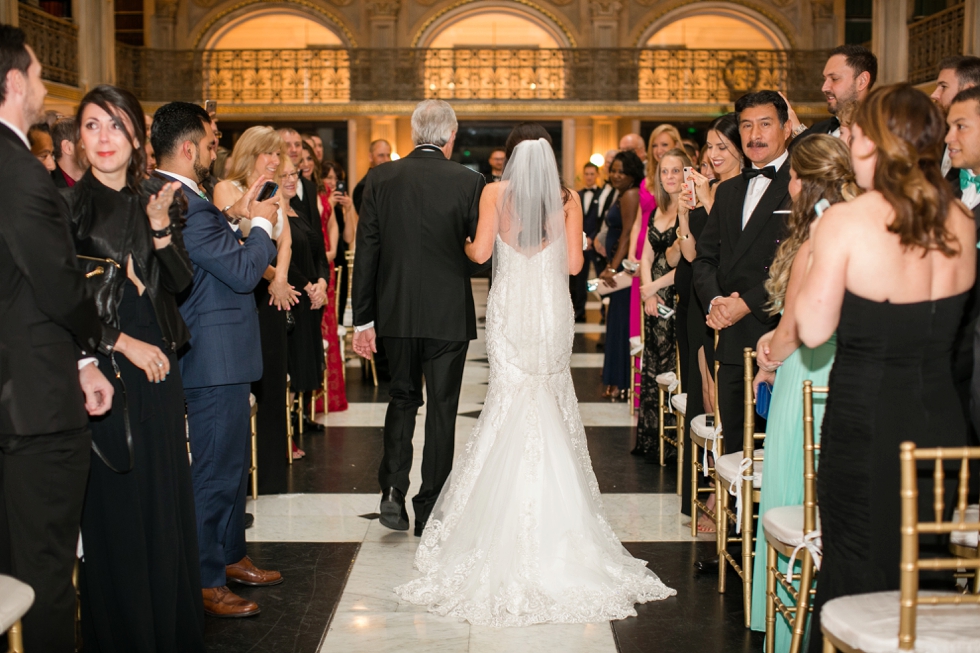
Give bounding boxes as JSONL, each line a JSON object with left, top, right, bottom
{"left": 795, "top": 85, "right": 975, "bottom": 652}
{"left": 745, "top": 134, "right": 859, "bottom": 648}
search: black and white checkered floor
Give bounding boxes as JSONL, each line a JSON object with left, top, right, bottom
{"left": 206, "top": 279, "right": 763, "bottom": 653}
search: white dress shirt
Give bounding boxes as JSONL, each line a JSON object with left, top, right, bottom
{"left": 158, "top": 169, "right": 274, "bottom": 238}
{"left": 582, "top": 186, "right": 597, "bottom": 209}
{"left": 942, "top": 147, "right": 953, "bottom": 179}
{"left": 962, "top": 173, "right": 980, "bottom": 211}
{"left": 742, "top": 149, "right": 789, "bottom": 229}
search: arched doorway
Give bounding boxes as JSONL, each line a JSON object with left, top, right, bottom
{"left": 206, "top": 10, "right": 345, "bottom": 49}
{"left": 416, "top": 3, "right": 570, "bottom": 100}
{"left": 639, "top": 2, "right": 790, "bottom": 50}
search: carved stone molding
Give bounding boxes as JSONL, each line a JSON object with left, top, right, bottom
{"left": 811, "top": 0, "right": 834, "bottom": 19}
{"left": 589, "top": 0, "right": 622, "bottom": 19}
{"left": 326, "top": 0, "right": 353, "bottom": 6}
{"left": 367, "top": 0, "right": 401, "bottom": 18}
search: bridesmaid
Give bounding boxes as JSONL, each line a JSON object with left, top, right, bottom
{"left": 68, "top": 84, "right": 205, "bottom": 652}
{"left": 746, "top": 135, "right": 859, "bottom": 650}
{"left": 627, "top": 124, "right": 682, "bottom": 406}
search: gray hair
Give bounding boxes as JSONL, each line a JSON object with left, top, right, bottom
{"left": 411, "top": 100, "right": 457, "bottom": 147}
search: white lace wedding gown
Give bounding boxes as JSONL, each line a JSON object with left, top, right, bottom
{"left": 394, "top": 153, "right": 675, "bottom": 624}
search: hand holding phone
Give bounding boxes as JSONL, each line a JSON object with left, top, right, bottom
{"left": 256, "top": 181, "right": 278, "bottom": 202}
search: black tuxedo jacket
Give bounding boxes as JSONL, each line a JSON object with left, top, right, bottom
{"left": 0, "top": 123, "right": 105, "bottom": 435}
{"left": 353, "top": 146, "right": 486, "bottom": 341}
{"left": 693, "top": 159, "right": 791, "bottom": 365}
{"left": 51, "top": 164, "right": 71, "bottom": 189}
{"left": 291, "top": 177, "right": 321, "bottom": 231}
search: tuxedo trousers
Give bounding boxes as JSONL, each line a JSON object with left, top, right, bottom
{"left": 380, "top": 337, "right": 468, "bottom": 525}
{"left": 0, "top": 428, "right": 90, "bottom": 652}
{"left": 185, "top": 384, "right": 250, "bottom": 588}
{"left": 717, "top": 362, "right": 766, "bottom": 454}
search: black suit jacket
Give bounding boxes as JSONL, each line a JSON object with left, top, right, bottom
{"left": 353, "top": 146, "right": 486, "bottom": 341}
{"left": 51, "top": 164, "right": 71, "bottom": 189}
{"left": 693, "top": 159, "right": 792, "bottom": 365}
{"left": 0, "top": 123, "right": 105, "bottom": 435}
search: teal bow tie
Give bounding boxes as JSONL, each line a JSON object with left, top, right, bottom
{"left": 962, "top": 169, "right": 980, "bottom": 193}
{"left": 198, "top": 190, "right": 209, "bottom": 200}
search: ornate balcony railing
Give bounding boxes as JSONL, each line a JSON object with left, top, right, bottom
{"left": 908, "top": 2, "right": 965, "bottom": 85}
{"left": 114, "top": 47, "right": 830, "bottom": 106}
{"left": 20, "top": 3, "right": 78, "bottom": 86}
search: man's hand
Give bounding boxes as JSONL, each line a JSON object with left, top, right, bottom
{"left": 251, "top": 195, "right": 279, "bottom": 226}
{"left": 706, "top": 292, "right": 751, "bottom": 330}
{"left": 79, "top": 363, "right": 114, "bottom": 416}
{"left": 353, "top": 327, "right": 377, "bottom": 359}
{"left": 228, "top": 175, "right": 266, "bottom": 222}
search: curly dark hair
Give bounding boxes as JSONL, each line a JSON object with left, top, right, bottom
{"left": 612, "top": 150, "right": 644, "bottom": 189}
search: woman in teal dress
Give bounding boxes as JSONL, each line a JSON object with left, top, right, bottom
{"left": 747, "top": 135, "right": 860, "bottom": 651}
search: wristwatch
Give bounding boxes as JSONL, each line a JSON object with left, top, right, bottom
{"left": 792, "top": 124, "right": 808, "bottom": 138}
{"left": 151, "top": 223, "right": 173, "bottom": 238}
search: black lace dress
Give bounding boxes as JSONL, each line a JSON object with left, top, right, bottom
{"left": 636, "top": 215, "right": 678, "bottom": 455}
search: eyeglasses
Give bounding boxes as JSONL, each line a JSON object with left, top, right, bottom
{"left": 283, "top": 171, "right": 300, "bottom": 179}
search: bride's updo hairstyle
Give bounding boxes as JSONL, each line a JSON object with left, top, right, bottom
{"left": 854, "top": 83, "right": 958, "bottom": 256}
{"left": 503, "top": 122, "right": 572, "bottom": 205}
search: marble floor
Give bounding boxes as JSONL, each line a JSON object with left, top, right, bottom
{"left": 206, "top": 282, "right": 763, "bottom": 653}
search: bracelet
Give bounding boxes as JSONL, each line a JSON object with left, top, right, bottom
{"left": 675, "top": 227, "right": 690, "bottom": 241}
{"left": 151, "top": 223, "right": 173, "bottom": 239}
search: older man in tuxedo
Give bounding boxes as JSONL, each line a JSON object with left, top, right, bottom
{"left": 352, "top": 100, "right": 485, "bottom": 537}
{"left": 154, "top": 101, "right": 283, "bottom": 617}
{"left": 693, "top": 90, "right": 793, "bottom": 452}
{"left": 0, "top": 24, "right": 115, "bottom": 651}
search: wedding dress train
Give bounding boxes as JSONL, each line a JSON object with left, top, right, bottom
{"left": 394, "top": 147, "right": 675, "bottom": 624}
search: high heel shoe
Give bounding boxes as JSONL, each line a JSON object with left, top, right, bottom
{"left": 603, "top": 385, "right": 615, "bottom": 399}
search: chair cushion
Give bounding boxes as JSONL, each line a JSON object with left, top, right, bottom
{"left": 715, "top": 451, "right": 763, "bottom": 489}
{"left": 951, "top": 504, "right": 979, "bottom": 549}
{"left": 690, "top": 414, "right": 722, "bottom": 445}
{"left": 322, "top": 338, "right": 329, "bottom": 351}
{"left": 629, "top": 336, "right": 643, "bottom": 357}
{"left": 656, "top": 371, "right": 678, "bottom": 389}
{"left": 822, "top": 590, "right": 980, "bottom": 653}
{"left": 763, "top": 505, "right": 820, "bottom": 547}
{"left": 0, "top": 574, "right": 34, "bottom": 633}
{"left": 671, "top": 393, "right": 687, "bottom": 415}
{"left": 249, "top": 393, "right": 256, "bottom": 408}
{"left": 337, "top": 325, "right": 347, "bottom": 338}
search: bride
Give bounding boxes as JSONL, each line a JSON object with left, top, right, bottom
{"left": 395, "top": 124, "right": 675, "bottom": 626}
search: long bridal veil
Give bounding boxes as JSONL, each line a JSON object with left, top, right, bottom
{"left": 394, "top": 137, "right": 675, "bottom": 627}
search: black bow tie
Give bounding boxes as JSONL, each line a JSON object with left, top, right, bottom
{"left": 742, "top": 166, "right": 776, "bottom": 181}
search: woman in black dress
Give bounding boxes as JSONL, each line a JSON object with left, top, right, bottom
{"left": 795, "top": 85, "right": 975, "bottom": 652}
{"left": 281, "top": 159, "right": 328, "bottom": 419}
{"left": 599, "top": 151, "right": 644, "bottom": 400}
{"left": 67, "top": 85, "right": 204, "bottom": 652}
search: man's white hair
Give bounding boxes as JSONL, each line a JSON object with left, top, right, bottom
{"left": 411, "top": 100, "right": 457, "bottom": 147}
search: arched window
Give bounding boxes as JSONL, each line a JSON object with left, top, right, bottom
{"left": 207, "top": 11, "right": 343, "bottom": 49}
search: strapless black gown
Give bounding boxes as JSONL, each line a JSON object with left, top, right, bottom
{"left": 808, "top": 289, "right": 969, "bottom": 652}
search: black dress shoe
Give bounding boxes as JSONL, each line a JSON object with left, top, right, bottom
{"left": 379, "top": 487, "right": 409, "bottom": 531}
{"left": 694, "top": 556, "right": 719, "bottom": 572}
{"left": 414, "top": 521, "right": 426, "bottom": 537}
{"left": 244, "top": 513, "right": 254, "bottom": 529}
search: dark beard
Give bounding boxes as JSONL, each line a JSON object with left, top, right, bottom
{"left": 193, "top": 160, "right": 210, "bottom": 185}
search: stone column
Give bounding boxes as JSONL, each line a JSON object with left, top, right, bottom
{"left": 592, "top": 117, "right": 617, "bottom": 159}
{"left": 588, "top": 0, "right": 621, "bottom": 48}
{"left": 146, "top": 0, "right": 178, "bottom": 49}
{"left": 561, "top": 118, "right": 576, "bottom": 187}
{"left": 965, "top": 0, "right": 980, "bottom": 56}
{"left": 0, "top": 0, "right": 18, "bottom": 26}
{"left": 74, "top": 0, "right": 115, "bottom": 88}
{"left": 367, "top": 1, "right": 399, "bottom": 48}
{"left": 872, "top": 0, "right": 909, "bottom": 84}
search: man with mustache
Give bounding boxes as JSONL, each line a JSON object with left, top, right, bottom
{"left": 931, "top": 55, "right": 980, "bottom": 179}
{"left": 693, "top": 90, "right": 793, "bottom": 454}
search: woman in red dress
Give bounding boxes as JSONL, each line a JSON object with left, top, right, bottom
{"left": 299, "top": 143, "right": 349, "bottom": 412}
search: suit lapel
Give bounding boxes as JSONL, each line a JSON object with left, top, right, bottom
{"left": 730, "top": 160, "right": 791, "bottom": 265}
{"left": 726, "top": 175, "right": 749, "bottom": 245}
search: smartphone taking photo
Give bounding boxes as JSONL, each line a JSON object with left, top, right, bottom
{"left": 256, "top": 181, "right": 278, "bottom": 202}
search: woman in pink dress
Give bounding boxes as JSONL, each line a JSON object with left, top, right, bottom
{"left": 626, "top": 125, "right": 682, "bottom": 410}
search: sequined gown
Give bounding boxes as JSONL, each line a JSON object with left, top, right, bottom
{"left": 395, "top": 234, "right": 675, "bottom": 626}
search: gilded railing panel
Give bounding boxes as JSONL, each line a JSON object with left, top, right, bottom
{"left": 908, "top": 3, "right": 965, "bottom": 85}
{"left": 115, "top": 47, "right": 829, "bottom": 105}
{"left": 19, "top": 4, "right": 78, "bottom": 86}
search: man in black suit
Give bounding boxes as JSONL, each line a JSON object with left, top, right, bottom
{"left": 693, "top": 90, "right": 793, "bottom": 452}
{"left": 485, "top": 147, "right": 506, "bottom": 184}
{"left": 352, "top": 99, "right": 485, "bottom": 537}
{"left": 931, "top": 56, "right": 980, "bottom": 182}
{"left": 352, "top": 138, "right": 393, "bottom": 213}
{"left": 944, "top": 89, "right": 980, "bottom": 448}
{"left": 570, "top": 161, "right": 616, "bottom": 321}
{"left": 790, "top": 44, "right": 877, "bottom": 142}
{"left": 0, "top": 25, "right": 115, "bottom": 650}
{"left": 49, "top": 116, "right": 83, "bottom": 188}
{"left": 279, "top": 127, "right": 320, "bottom": 226}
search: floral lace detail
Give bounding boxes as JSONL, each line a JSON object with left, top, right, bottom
{"left": 395, "top": 236, "right": 676, "bottom": 626}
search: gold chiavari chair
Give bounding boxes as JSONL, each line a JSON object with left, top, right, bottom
{"left": 285, "top": 376, "right": 294, "bottom": 466}
{"left": 0, "top": 574, "right": 33, "bottom": 653}
{"left": 822, "top": 442, "right": 980, "bottom": 652}
{"left": 670, "top": 388, "right": 688, "bottom": 498}
{"left": 335, "top": 262, "right": 346, "bottom": 382}
{"left": 950, "top": 502, "right": 979, "bottom": 593}
{"left": 629, "top": 309, "right": 644, "bottom": 415}
{"left": 690, "top": 330, "right": 723, "bottom": 537}
{"left": 763, "top": 381, "right": 826, "bottom": 653}
{"left": 715, "top": 347, "right": 765, "bottom": 628}
{"left": 249, "top": 393, "right": 258, "bottom": 500}
{"left": 657, "top": 337, "right": 683, "bottom": 493}
{"left": 346, "top": 250, "right": 377, "bottom": 387}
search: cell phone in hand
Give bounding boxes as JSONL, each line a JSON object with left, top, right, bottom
{"left": 256, "top": 181, "right": 278, "bottom": 202}
{"left": 683, "top": 167, "right": 697, "bottom": 208}
{"left": 336, "top": 180, "right": 347, "bottom": 194}
{"left": 656, "top": 303, "right": 675, "bottom": 319}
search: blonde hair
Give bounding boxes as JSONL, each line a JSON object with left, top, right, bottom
{"left": 224, "top": 126, "right": 286, "bottom": 186}
{"left": 765, "top": 135, "right": 860, "bottom": 314}
{"left": 646, "top": 124, "right": 683, "bottom": 186}
{"left": 653, "top": 148, "right": 693, "bottom": 212}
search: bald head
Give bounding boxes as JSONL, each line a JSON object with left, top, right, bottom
{"left": 603, "top": 148, "right": 619, "bottom": 175}
{"left": 619, "top": 133, "right": 646, "bottom": 162}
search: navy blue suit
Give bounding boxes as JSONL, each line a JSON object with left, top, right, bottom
{"left": 165, "top": 179, "right": 277, "bottom": 588}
